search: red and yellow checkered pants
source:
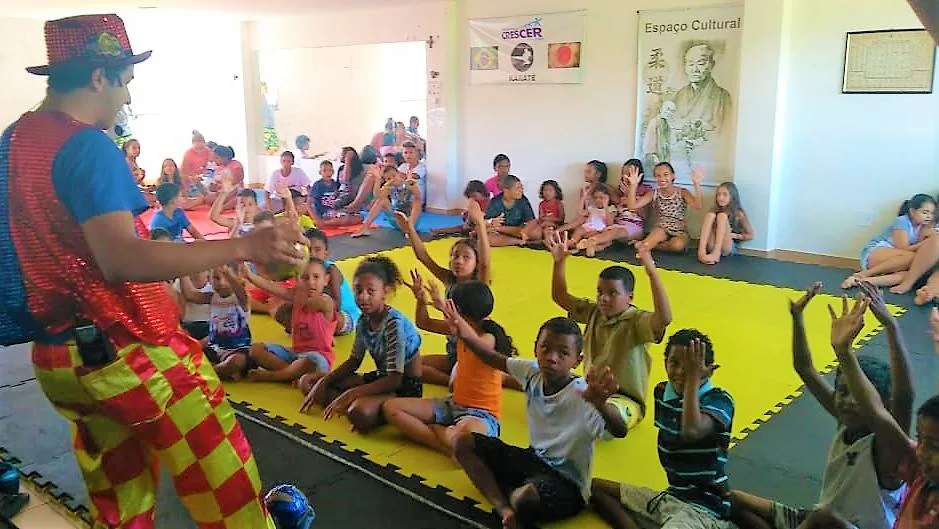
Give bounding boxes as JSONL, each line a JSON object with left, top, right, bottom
{"left": 32, "top": 331, "right": 275, "bottom": 529}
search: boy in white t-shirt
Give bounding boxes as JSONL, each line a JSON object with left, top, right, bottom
{"left": 446, "top": 310, "right": 627, "bottom": 529}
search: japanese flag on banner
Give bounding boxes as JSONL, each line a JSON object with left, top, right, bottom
{"left": 468, "top": 11, "right": 586, "bottom": 85}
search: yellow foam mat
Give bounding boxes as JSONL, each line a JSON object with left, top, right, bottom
{"left": 226, "top": 243, "right": 902, "bottom": 528}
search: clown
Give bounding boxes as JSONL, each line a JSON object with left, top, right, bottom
{"left": 0, "top": 14, "right": 309, "bottom": 529}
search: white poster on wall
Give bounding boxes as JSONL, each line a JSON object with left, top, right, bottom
{"left": 635, "top": 6, "right": 743, "bottom": 184}
{"left": 468, "top": 11, "right": 586, "bottom": 85}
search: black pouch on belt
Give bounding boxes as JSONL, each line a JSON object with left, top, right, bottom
{"left": 71, "top": 321, "right": 116, "bottom": 367}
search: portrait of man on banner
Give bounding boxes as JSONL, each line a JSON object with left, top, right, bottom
{"left": 639, "top": 39, "right": 734, "bottom": 175}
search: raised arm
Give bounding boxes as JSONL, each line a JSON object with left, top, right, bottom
{"left": 243, "top": 265, "right": 293, "bottom": 302}
{"left": 830, "top": 296, "right": 912, "bottom": 469}
{"left": 636, "top": 244, "right": 671, "bottom": 341}
{"left": 546, "top": 232, "right": 577, "bottom": 313}
{"left": 394, "top": 212, "right": 451, "bottom": 283}
{"left": 443, "top": 299, "right": 508, "bottom": 373}
{"left": 180, "top": 275, "right": 213, "bottom": 305}
{"left": 789, "top": 282, "right": 837, "bottom": 417}
{"left": 679, "top": 340, "right": 719, "bottom": 442}
{"left": 221, "top": 266, "right": 249, "bottom": 310}
{"left": 624, "top": 167, "right": 653, "bottom": 211}
{"left": 209, "top": 187, "right": 235, "bottom": 228}
{"left": 408, "top": 270, "right": 452, "bottom": 335}
{"left": 686, "top": 168, "right": 704, "bottom": 209}
{"left": 468, "top": 201, "right": 492, "bottom": 284}
{"left": 859, "top": 282, "right": 913, "bottom": 432}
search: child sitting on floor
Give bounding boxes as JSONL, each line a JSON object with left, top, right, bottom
{"left": 626, "top": 162, "right": 704, "bottom": 253}
{"left": 698, "top": 181, "right": 753, "bottom": 265}
{"left": 534, "top": 179, "right": 565, "bottom": 241}
{"left": 431, "top": 180, "right": 490, "bottom": 237}
{"left": 560, "top": 183, "right": 616, "bottom": 257}
{"left": 175, "top": 270, "right": 212, "bottom": 341}
{"left": 309, "top": 160, "right": 362, "bottom": 227}
{"left": 210, "top": 184, "right": 261, "bottom": 237}
{"left": 587, "top": 159, "right": 651, "bottom": 251}
{"left": 592, "top": 329, "right": 736, "bottom": 529}
{"left": 383, "top": 274, "right": 514, "bottom": 456}
{"left": 547, "top": 231, "right": 671, "bottom": 431}
{"left": 841, "top": 194, "right": 937, "bottom": 291}
{"left": 351, "top": 166, "right": 422, "bottom": 238}
{"left": 150, "top": 182, "right": 205, "bottom": 242}
{"left": 245, "top": 211, "right": 297, "bottom": 314}
{"left": 448, "top": 314, "right": 626, "bottom": 529}
{"left": 484, "top": 174, "right": 536, "bottom": 247}
{"left": 730, "top": 281, "right": 911, "bottom": 529}
{"left": 245, "top": 258, "right": 337, "bottom": 383}
{"left": 827, "top": 296, "right": 939, "bottom": 529}
{"left": 181, "top": 265, "right": 253, "bottom": 380}
{"left": 299, "top": 256, "right": 422, "bottom": 433}
{"left": 393, "top": 201, "right": 498, "bottom": 387}
{"left": 306, "top": 228, "right": 361, "bottom": 335}
{"left": 275, "top": 188, "right": 316, "bottom": 230}
{"left": 485, "top": 153, "right": 511, "bottom": 197}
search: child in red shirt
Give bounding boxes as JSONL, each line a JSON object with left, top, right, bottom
{"left": 537, "top": 180, "right": 565, "bottom": 233}
{"left": 432, "top": 180, "right": 490, "bottom": 237}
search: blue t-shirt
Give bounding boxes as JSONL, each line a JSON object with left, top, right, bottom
{"left": 350, "top": 306, "right": 421, "bottom": 374}
{"left": 485, "top": 194, "right": 535, "bottom": 227}
{"left": 324, "top": 259, "right": 361, "bottom": 322}
{"left": 1, "top": 125, "right": 148, "bottom": 345}
{"left": 654, "top": 380, "right": 735, "bottom": 519}
{"left": 864, "top": 215, "right": 923, "bottom": 252}
{"left": 506, "top": 358, "right": 606, "bottom": 500}
{"left": 53, "top": 128, "right": 150, "bottom": 223}
{"left": 311, "top": 178, "right": 340, "bottom": 218}
{"left": 149, "top": 208, "right": 191, "bottom": 241}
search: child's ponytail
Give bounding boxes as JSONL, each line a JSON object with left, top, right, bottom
{"left": 480, "top": 319, "right": 518, "bottom": 357}
{"left": 449, "top": 281, "right": 516, "bottom": 355}
{"left": 898, "top": 193, "right": 936, "bottom": 217}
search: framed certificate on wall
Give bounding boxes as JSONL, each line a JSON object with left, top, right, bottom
{"left": 842, "top": 29, "right": 936, "bottom": 94}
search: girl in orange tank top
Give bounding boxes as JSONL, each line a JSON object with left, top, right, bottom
{"left": 382, "top": 274, "right": 516, "bottom": 457}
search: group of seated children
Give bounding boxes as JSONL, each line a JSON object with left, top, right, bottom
{"left": 842, "top": 193, "right": 939, "bottom": 304}
{"left": 154, "top": 162, "right": 937, "bottom": 528}
{"left": 456, "top": 154, "right": 754, "bottom": 265}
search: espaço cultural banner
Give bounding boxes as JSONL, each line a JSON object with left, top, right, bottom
{"left": 468, "top": 11, "right": 586, "bottom": 85}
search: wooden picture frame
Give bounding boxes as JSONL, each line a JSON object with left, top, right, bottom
{"left": 842, "top": 29, "right": 936, "bottom": 94}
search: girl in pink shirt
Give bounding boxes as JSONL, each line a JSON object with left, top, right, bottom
{"left": 243, "top": 259, "right": 338, "bottom": 383}
{"left": 485, "top": 153, "right": 511, "bottom": 197}
{"left": 205, "top": 145, "right": 244, "bottom": 210}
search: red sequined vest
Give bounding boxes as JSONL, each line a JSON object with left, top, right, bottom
{"left": 8, "top": 111, "right": 178, "bottom": 345}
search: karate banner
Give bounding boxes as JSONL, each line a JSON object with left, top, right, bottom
{"left": 469, "top": 11, "right": 585, "bottom": 85}
{"left": 635, "top": 6, "right": 743, "bottom": 184}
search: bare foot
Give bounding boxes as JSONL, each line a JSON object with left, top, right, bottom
{"left": 350, "top": 228, "right": 371, "bottom": 238}
{"left": 575, "top": 238, "right": 588, "bottom": 251}
{"left": 586, "top": 237, "right": 597, "bottom": 257}
{"left": 889, "top": 284, "right": 912, "bottom": 295}
{"left": 915, "top": 286, "right": 936, "bottom": 306}
{"left": 246, "top": 368, "right": 273, "bottom": 381}
{"left": 498, "top": 507, "right": 517, "bottom": 529}
{"left": 840, "top": 274, "right": 860, "bottom": 290}
{"left": 699, "top": 252, "right": 718, "bottom": 265}
{"left": 520, "top": 232, "right": 529, "bottom": 245}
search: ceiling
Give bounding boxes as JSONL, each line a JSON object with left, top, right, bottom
{"left": 0, "top": 0, "right": 443, "bottom": 18}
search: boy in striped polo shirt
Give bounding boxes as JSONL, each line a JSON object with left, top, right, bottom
{"left": 593, "top": 329, "right": 736, "bottom": 529}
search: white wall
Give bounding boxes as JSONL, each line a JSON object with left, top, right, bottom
{"left": 250, "top": 3, "right": 453, "bottom": 207}
{"left": 459, "top": 0, "right": 750, "bottom": 232}
{"left": 775, "top": 0, "right": 939, "bottom": 257}
{"left": 0, "top": 12, "right": 248, "bottom": 186}
{"left": 0, "top": 18, "right": 50, "bottom": 128}
{"left": 260, "top": 41, "right": 426, "bottom": 156}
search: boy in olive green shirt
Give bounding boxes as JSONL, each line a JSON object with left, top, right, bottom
{"left": 547, "top": 232, "right": 672, "bottom": 430}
